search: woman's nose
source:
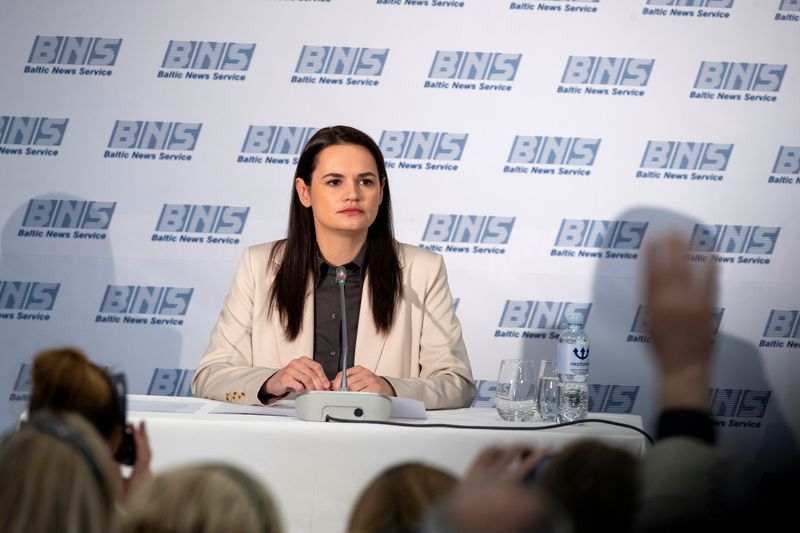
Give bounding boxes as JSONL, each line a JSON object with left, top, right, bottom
{"left": 343, "top": 178, "right": 360, "bottom": 200}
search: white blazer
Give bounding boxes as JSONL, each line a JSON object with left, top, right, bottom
{"left": 192, "top": 242, "right": 476, "bottom": 409}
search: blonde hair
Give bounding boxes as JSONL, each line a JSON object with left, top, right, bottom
{"left": 0, "top": 411, "right": 118, "bottom": 533}
{"left": 348, "top": 462, "right": 458, "bottom": 533}
{"left": 118, "top": 463, "right": 282, "bottom": 533}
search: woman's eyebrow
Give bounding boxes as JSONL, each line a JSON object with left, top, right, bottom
{"left": 320, "top": 171, "right": 378, "bottom": 179}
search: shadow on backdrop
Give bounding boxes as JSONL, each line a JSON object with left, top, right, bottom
{"left": 586, "top": 205, "right": 799, "bottom": 508}
{"left": 0, "top": 194, "right": 182, "bottom": 432}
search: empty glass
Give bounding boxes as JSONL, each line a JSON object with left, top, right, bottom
{"left": 536, "top": 360, "right": 559, "bottom": 422}
{"left": 496, "top": 359, "right": 537, "bottom": 421}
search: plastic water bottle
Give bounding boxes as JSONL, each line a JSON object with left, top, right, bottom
{"left": 557, "top": 313, "right": 589, "bottom": 422}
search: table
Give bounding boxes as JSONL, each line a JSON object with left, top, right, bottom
{"left": 129, "top": 394, "right": 648, "bottom": 533}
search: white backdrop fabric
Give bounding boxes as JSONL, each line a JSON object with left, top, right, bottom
{"left": 1, "top": 0, "right": 798, "bottom": 501}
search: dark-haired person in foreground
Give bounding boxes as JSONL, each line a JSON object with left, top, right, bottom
{"left": 28, "top": 347, "right": 152, "bottom": 503}
{"left": 348, "top": 462, "right": 458, "bottom": 533}
{"left": 193, "top": 125, "right": 475, "bottom": 409}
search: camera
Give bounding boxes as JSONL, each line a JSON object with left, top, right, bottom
{"left": 114, "top": 425, "right": 136, "bottom": 466}
{"left": 109, "top": 372, "right": 136, "bottom": 466}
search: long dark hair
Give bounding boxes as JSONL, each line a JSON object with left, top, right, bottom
{"left": 268, "top": 125, "right": 402, "bottom": 340}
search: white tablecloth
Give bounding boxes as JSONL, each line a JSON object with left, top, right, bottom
{"left": 128, "top": 394, "right": 648, "bottom": 533}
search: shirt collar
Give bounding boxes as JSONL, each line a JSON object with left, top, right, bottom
{"left": 315, "top": 242, "right": 368, "bottom": 278}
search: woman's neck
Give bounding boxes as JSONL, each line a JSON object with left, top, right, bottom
{"left": 316, "top": 230, "right": 367, "bottom": 266}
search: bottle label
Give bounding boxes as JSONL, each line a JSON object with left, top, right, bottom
{"left": 558, "top": 341, "right": 590, "bottom": 376}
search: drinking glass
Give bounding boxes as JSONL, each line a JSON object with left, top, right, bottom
{"left": 536, "top": 360, "right": 559, "bottom": 422}
{"left": 496, "top": 359, "right": 537, "bottom": 422}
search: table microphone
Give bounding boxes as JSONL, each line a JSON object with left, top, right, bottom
{"left": 295, "top": 266, "right": 392, "bottom": 422}
{"left": 335, "top": 266, "right": 349, "bottom": 392}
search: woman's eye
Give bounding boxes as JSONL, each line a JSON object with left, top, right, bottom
{"left": 326, "top": 179, "right": 341, "bottom": 186}
{"left": 360, "top": 178, "right": 374, "bottom": 186}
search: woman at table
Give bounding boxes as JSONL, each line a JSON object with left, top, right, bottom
{"left": 192, "top": 125, "right": 475, "bottom": 409}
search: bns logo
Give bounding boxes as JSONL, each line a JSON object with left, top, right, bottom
{"left": 631, "top": 305, "right": 724, "bottom": 334}
{"left": 508, "top": 136, "right": 601, "bottom": 166}
{"left": 498, "top": 301, "right": 592, "bottom": 329}
{"left": 422, "top": 215, "right": 515, "bottom": 244}
{"left": 773, "top": 146, "right": 799, "bottom": 174}
{"left": 12, "top": 364, "right": 34, "bottom": 396}
{"left": 554, "top": 220, "right": 648, "bottom": 248}
{"left": 428, "top": 51, "right": 522, "bottom": 81}
{"left": 295, "top": 46, "right": 389, "bottom": 76}
{"left": 242, "top": 126, "right": 317, "bottom": 154}
{"left": 108, "top": 121, "right": 202, "bottom": 151}
{"left": 473, "top": 381, "right": 638, "bottom": 413}
{"left": 0, "top": 117, "right": 68, "bottom": 146}
{"left": 0, "top": 281, "right": 60, "bottom": 311}
{"left": 762, "top": 310, "right": 800, "bottom": 338}
{"left": 379, "top": 131, "right": 468, "bottom": 161}
{"left": 589, "top": 385, "right": 639, "bottom": 414}
{"left": 646, "top": 0, "right": 733, "bottom": 6}
{"left": 148, "top": 368, "right": 195, "bottom": 396}
{"left": 99, "top": 286, "right": 193, "bottom": 315}
{"left": 471, "top": 380, "right": 497, "bottom": 408}
{"left": 28, "top": 36, "right": 122, "bottom": 65}
{"left": 22, "top": 199, "right": 116, "bottom": 229}
{"left": 641, "top": 141, "right": 732, "bottom": 170}
{"left": 690, "top": 225, "right": 779, "bottom": 254}
{"left": 561, "top": 57, "right": 654, "bottom": 86}
{"left": 161, "top": 41, "right": 255, "bottom": 70}
{"left": 156, "top": 205, "right": 249, "bottom": 234}
{"left": 710, "top": 389, "right": 770, "bottom": 418}
{"left": 694, "top": 62, "right": 787, "bottom": 92}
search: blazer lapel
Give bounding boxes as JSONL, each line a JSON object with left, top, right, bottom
{"left": 354, "top": 274, "right": 387, "bottom": 372}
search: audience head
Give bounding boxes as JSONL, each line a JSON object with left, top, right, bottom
{"left": 538, "top": 439, "right": 639, "bottom": 533}
{"left": 118, "top": 463, "right": 282, "bottom": 533}
{"left": 29, "top": 347, "right": 127, "bottom": 453}
{"left": 418, "top": 443, "right": 571, "bottom": 533}
{"left": 426, "top": 481, "right": 571, "bottom": 533}
{"left": 0, "top": 411, "right": 119, "bottom": 533}
{"left": 348, "top": 462, "right": 458, "bottom": 533}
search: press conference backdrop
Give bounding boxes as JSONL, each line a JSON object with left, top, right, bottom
{"left": 1, "top": 0, "right": 798, "bottom": 500}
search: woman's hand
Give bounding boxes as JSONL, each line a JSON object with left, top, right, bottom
{"left": 332, "top": 365, "right": 395, "bottom": 396}
{"left": 262, "top": 356, "right": 330, "bottom": 397}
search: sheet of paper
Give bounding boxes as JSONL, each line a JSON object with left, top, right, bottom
{"left": 389, "top": 396, "right": 427, "bottom": 419}
{"left": 128, "top": 399, "right": 203, "bottom": 414}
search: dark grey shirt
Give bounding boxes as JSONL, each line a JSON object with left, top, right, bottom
{"left": 313, "top": 245, "right": 366, "bottom": 381}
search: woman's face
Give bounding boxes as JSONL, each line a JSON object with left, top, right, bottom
{"left": 295, "top": 143, "right": 384, "bottom": 240}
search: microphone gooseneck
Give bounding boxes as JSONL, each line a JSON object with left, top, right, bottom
{"left": 335, "top": 266, "right": 349, "bottom": 392}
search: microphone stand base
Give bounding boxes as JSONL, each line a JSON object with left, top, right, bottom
{"left": 295, "top": 391, "right": 392, "bottom": 422}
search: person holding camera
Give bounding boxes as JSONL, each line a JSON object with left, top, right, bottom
{"left": 27, "top": 347, "right": 152, "bottom": 502}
